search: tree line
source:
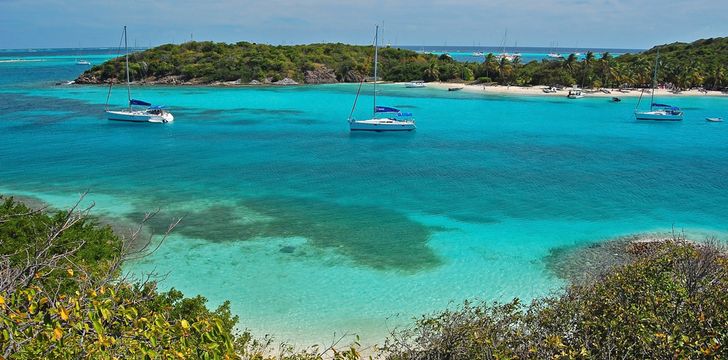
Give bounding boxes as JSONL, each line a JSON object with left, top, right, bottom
{"left": 79, "top": 37, "right": 728, "bottom": 90}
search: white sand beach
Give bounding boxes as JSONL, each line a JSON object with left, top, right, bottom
{"left": 424, "top": 82, "right": 728, "bottom": 98}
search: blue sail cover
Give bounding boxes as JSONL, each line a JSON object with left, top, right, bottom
{"left": 375, "top": 106, "right": 400, "bottom": 113}
{"left": 397, "top": 112, "right": 413, "bottom": 117}
{"left": 130, "top": 99, "right": 152, "bottom": 106}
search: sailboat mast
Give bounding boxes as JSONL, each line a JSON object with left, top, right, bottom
{"left": 373, "top": 25, "right": 378, "bottom": 118}
{"left": 124, "top": 26, "right": 131, "bottom": 111}
{"left": 502, "top": 29, "right": 507, "bottom": 54}
{"left": 650, "top": 50, "right": 659, "bottom": 111}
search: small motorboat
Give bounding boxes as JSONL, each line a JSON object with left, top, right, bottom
{"left": 567, "top": 89, "right": 583, "bottom": 99}
{"left": 405, "top": 80, "right": 426, "bottom": 88}
{"left": 706, "top": 117, "right": 723, "bottom": 122}
{"left": 448, "top": 87, "right": 463, "bottom": 91}
{"left": 611, "top": 97, "right": 621, "bottom": 102}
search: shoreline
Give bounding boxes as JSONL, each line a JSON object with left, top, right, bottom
{"left": 424, "top": 81, "right": 728, "bottom": 98}
{"left": 69, "top": 79, "right": 728, "bottom": 98}
{"left": 1, "top": 190, "right": 722, "bottom": 354}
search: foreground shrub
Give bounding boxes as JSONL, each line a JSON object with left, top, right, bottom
{"left": 384, "top": 240, "right": 728, "bottom": 359}
{"left": 0, "top": 196, "right": 361, "bottom": 359}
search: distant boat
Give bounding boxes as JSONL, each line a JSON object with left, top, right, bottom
{"left": 706, "top": 117, "right": 723, "bottom": 122}
{"left": 634, "top": 50, "right": 683, "bottom": 121}
{"left": 448, "top": 87, "right": 463, "bottom": 91}
{"left": 495, "top": 53, "right": 517, "bottom": 61}
{"left": 74, "top": 44, "right": 91, "bottom": 65}
{"left": 611, "top": 97, "right": 622, "bottom": 102}
{"left": 495, "top": 29, "right": 519, "bottom": 61}
{"left": 105, "top": 26, "right": 174, "bottom": 123}
{"left": 542, "top": 86, "right": 558, "bottom": 93}
{"left": 405, "top": 80, "right": 427, "bottom": 88}
{"left": 547, "top": 41, "right": 563, "bottom": 59}
{"left": 472, "top": 51, "right": 484, "bottom": 57}
{"left": 567, "top": 88, "right": 583, "bottom": 99}
{"left": 348, "top": 26, "right": 415, "bottom": 132}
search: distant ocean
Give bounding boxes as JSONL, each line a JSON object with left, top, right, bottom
{"left": 0, "top": 45, "right": 644, "bottom": 64}
{"left": 1, "top": 48, "right": 727, "bottom": 346}
{"left": 400, "top": 45, "right": 644, "bottom": 63}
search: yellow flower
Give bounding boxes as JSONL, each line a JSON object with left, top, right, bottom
{"left": 59, "top": 306, "right": 69, "bottom": 321}
{"left": 53, "top": 327, "right": 63, "bottom": 341}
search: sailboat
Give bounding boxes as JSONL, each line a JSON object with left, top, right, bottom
{"left": 547, "top": 41, "right": 563, "bottom": 59}
{"left": 105, "top": 26, "right": 174, "bottom": 123}
{"left": 348, "top": 26, "right": 415, "bottom": 132}
{"left": 75, "top": 44, "right": 91, "bottom": 65}
{"left": 634, "top": 50, "right": 683, "bottom": 121}
{"left": 495, "top": 29, "right": 516, "bottom": 61}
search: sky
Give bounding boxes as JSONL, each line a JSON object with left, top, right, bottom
{"left": 1, "top": 0, "right": 727, "bottom": 49}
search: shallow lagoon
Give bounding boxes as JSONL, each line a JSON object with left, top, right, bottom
{"left": 2, "top": 53, "right": 728, "bottom": 345}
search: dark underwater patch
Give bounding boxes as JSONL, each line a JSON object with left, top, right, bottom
{"left": 543, "top": 238, "right": 635, "bottom": 284}
{"left": 126, "top": 196, "right": 442, "bottom": 273}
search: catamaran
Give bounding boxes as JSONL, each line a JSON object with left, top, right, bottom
{"left": 634, "top": 50, "right": 682, "bottom": 121}
{"left": 348, "top": 26, "right": 415, "bottom": 132}
{"left": 495, "top": 29, "right": 518, "bottom": 61}
{"left": 105, "top": 26, "right": 174, "bottom": 123}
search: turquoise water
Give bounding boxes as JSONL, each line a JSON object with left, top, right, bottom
{"left": 2, "top": 50, "right": 728, "bottom": 346}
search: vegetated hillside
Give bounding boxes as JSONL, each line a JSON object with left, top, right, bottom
{"left": 76, "top": 37, "right": 728, "bottom": 90}
{"left": 614, "top": 36, "right": 728, "bottom": 89}
{"left": 75, "top": 41, "right": 461, "bottom": 85}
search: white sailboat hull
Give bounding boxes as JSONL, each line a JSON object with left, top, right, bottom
{"left": 106, "top": 110, "right": 174, "bottom": 123}
{"left": 349, "top": 119, "right": 416, "bottom": 132}
{"left": 405, "top": 82, "right": 426, "bottom": 88}
{"left": 634, "top": 110, "right": 683, "bottom": 121}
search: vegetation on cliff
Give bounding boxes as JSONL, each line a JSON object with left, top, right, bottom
{"left": 78, "top": 37, "right": 728, "bottom": 90}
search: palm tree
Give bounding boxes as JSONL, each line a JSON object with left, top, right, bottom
{"left": 599, "top": 52, "right": 613, "bottom": 88}
{"left": 563, "top": 53, "right": 578, "bottom": 82}
{"left": 483, "top": 53, "right": 498, "bottom": 80}
{"left": 580, "top": 51, "right": 595, "bottom": 88}
{"left": 423, "top": 60, "right": 440, "bottom": 81}
{"left": 709, "top": 64, "right": 727, "bottom": 90}
{"left": 634, "top": 57, "right": 652, "bottom": 88}
{"left": 498, "top": 57, "right": 513, "bottom": 84}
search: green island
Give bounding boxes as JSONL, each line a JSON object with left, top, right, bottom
{"left": 2, "top": 195, "right": 727, "bottom": 358}
{"left": 76, "top": 37, "right": 728, "bottom": 90}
